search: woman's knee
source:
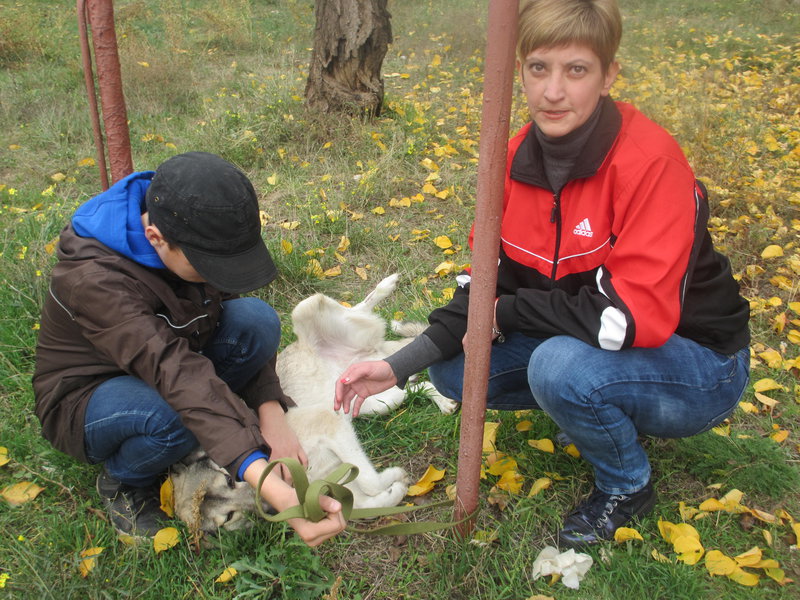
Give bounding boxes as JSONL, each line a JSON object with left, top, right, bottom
{"left": 527, "top": 336, "right": 594, "bottom": 409}
{"left": 428, "top": 360, "right": 464, "bottom": 402}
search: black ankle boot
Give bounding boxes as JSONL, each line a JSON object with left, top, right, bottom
{"left": 557, "top": 481, "right": 656, "bottom": 549}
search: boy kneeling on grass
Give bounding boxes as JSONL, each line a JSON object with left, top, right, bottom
{"left": 335, "top": 0, "right": 751, "bottom": 549}
{"left": 33, "top": 152, "right": 345, "bottom": 546}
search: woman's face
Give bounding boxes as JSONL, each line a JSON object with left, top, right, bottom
{"left": 519, "top": 43, "right": 619, "bottom": 138}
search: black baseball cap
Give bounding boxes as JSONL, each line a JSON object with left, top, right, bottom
{"left": 145, "top": 152, "right": 277, "bottom": 293}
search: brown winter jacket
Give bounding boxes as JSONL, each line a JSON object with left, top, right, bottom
{"left": 33, "top": 224, "right": 291, "bottom": 477}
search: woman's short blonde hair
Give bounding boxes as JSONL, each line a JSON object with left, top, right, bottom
{"left": 517, "top": 0, "right": 622, "bottom": 70}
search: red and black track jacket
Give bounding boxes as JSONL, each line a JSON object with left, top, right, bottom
{"left": 424, "top": 98, "right": 750, "bottom": 359}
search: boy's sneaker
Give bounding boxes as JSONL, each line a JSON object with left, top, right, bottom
{"left": 557, "top": 480, "right": 656, "bottom": 549}
{"left": 96, "top": 470, "right": 168, "bottom": 538}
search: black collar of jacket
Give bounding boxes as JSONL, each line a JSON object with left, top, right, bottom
{"left": 509, "top": 96, "right": 623, "bottom": 191}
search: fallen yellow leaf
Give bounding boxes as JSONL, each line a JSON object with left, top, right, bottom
{"left": 563, "top": 443, "right": 580, "bottom": 458}
{"left": 698, "top": 498, "right": 727, "bottom": 512}
{"left": 153, "top": 527, "right": 180, "bottom": 553}
{"left": 770, "top": 429, "right": 789, "bottom": 443}
{"left": 734, "top": 546, "right": 762, "bottom": 567}
{"left": 762, "top": 529, "right": 773, "bottom": 547}
{"left": 78, "top": 546, "right": 104, "bottom": 577}
{"left": 495, "top": 470, "right": 524, "bottom": 494}
{"left": 764, "top": 567, "right": 791, "bottom": 585}
{"left": 407, "top": 465, "right": 445, "bottom": 497}
{"left": 389, "top": 197, "right": 411, "bottom": 208}
{"left": 482, "top": 422, "right": 500, "bottom": 452}
{"left": 2, "top": 481, "right": 44, "bottom": 506}
{"left": 651, "top": 549, "right": 673, "bottom": 563}
{"left": 433, "top": 260, "right": 455, "bottom": 276}
{"left": 527, "top": 438, "right": 555, "bottom": 453}
{"left": 738, "top": 401, "right": 759, "bottom": 414}
{"left": 674, "top": 534, "right": 704, "bottom": 565}
{"left": 527, "top": 477, "right": 551, "bottom": 497}
{"left": 323, "top": 265, "right": 342, "bottom": 278}
{"left": 215, "top": 567, "right": 238, "bottom": 583}
{"left": 752, "top": 378, "right": 784, "bottom": 393}
{"left": 727, "top": 566, "right": 759, "bottom": 586}
{"left": 679, "top": 501, "right": 700, "bottom": 521}
{"left": 761, "top": 244, "right": 784, "bottom": 259}
{"left": 515, "top": 420, "right": 533, "bottom": 432}
{"left": 614, "top": 527, "right": 643, "bottom": 542}
{"left": 705, "top": 549, "right": 736, "bottom": 576}
{"left": 487, "top": 456, "right": 517, "bottom": 476}
{"left": 658, "top": 520, "right": 700, "bottom": 544}
{"left": 754, "top": 392, "right": 779, "bottom": 409}
{"left": 305, "top": 259, "right": 324, "bottom": 279}
{"left": 720, "top": 489, "right": 744, "bottom": 504}
{"left": 160, "top": 477, "right": 174, "bottom": 518}
{"left": 434, "top": 235, "right": 453, "bottom": 249}
{"left": 0, "top": 447, "right": 9, "bottom": 467}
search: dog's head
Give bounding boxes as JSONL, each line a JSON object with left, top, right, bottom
{"left": 170, "top": 449, "right": 266, "bottom": 535}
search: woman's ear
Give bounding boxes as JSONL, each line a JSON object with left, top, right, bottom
{"left": 601, "top": 60, "right": 621, "bottom": 96}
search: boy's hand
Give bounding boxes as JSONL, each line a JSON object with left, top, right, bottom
{"left": 242, "top": 458, "right": 346, "bottom": 547}
{"left": 258, "top": 401, "right": 308, "bottom": 482}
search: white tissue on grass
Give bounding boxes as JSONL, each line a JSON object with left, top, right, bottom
{"left": 531, "top": 545, "right": 594, "bottom": 590}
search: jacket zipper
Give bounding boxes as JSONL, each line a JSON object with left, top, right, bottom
{"left": 550, "top": 191, "right": 562, "bottom": 282}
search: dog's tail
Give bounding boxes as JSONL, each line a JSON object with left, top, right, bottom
{"left": 352, "top": 273, "right": 399, "bottom": 312}
{"left": 390, "top": 319, "right": 427, "bottom": 338}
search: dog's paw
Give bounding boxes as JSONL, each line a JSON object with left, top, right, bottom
{"left": 414, "top": 381, "right": 459, "bottom": 414}
{"left": 378, "top": 466, "right": 410, "bottom": 487}
{"left": 433, "top": 394, "right": 459, "bottom": 415}
{"left": 355, "top": 479, "right": 409, "bottom": 509}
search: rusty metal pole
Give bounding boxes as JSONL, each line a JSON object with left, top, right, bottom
{"left": 77, "top": 0, "right": 109, "bottom": 190}
{"left": 454, "top": 0, "right": 518, "bottom": 538}
{"left": 84, "top": 0, "right": 133, "bottom": 184}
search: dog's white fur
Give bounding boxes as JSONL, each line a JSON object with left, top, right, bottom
{"left": 170, "top": 274, "right": 457, "bottom": 535}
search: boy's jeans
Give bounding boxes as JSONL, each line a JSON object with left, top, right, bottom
{"left": 84, "top": 298, "right": 281, "bottom": 487}
{"left": 428, "top": 333, "right": 749, "bottom": 495}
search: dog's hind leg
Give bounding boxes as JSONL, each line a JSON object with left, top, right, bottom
{"left": 408, "top": 380, "right": 460, "bottom": 415}
{"left": 352, "top": 274, "right": 399, "bottom": 312}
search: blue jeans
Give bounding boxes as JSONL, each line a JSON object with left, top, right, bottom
{"left": 429, "top": 333, "right": 749, "bottom": 495}
{"left": 84, "top": 298, "right": 281, "bottom": 487}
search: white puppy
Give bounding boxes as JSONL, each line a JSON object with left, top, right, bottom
{"left": 170, "top": 274, "right": 456, "bottom": 535}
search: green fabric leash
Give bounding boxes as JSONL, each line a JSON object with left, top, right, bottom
{"left": 254, "top": 458, "right": 475, "bottom": 535}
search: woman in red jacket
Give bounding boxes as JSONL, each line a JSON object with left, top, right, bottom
{"left": 335, "top": 0, "right": 750, "bottom": 549}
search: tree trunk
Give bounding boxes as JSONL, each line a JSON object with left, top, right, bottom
{"left": 305, "top": 0, "right": 392, "bottom": 117}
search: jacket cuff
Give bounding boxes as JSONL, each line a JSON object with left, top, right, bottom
{"left": 236, "top": 449, "right": 270, "bottom": 481}
{"left": 494, "top": 295, "right": 519, "bottom": 334}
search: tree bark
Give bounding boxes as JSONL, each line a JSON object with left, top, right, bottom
{"left": 305, "top": 0, "right": 392, "bottom": 117}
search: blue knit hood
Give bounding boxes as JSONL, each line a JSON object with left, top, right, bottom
{"left": 71, "top": 170, "right": 165, "bottom": 269}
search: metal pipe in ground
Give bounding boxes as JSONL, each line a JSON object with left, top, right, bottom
{"left": 453, "top": 0, "right": 518, "bottom": 538}
{"left": 77, "top": 0, "right": 109, "bottom": 190}
{"left": 85, "top": 0, "right": 133, "bottom": 183}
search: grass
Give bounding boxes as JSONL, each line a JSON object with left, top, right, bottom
{"left": 1, "top": 0, "right": 799, "bottom": 598}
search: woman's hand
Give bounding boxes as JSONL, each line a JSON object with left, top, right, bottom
{"left": 334, "top": 360, "right": 397, "bottom": 417}
{"left": 258, "top": 401, "right": 308, "bottom": 482}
